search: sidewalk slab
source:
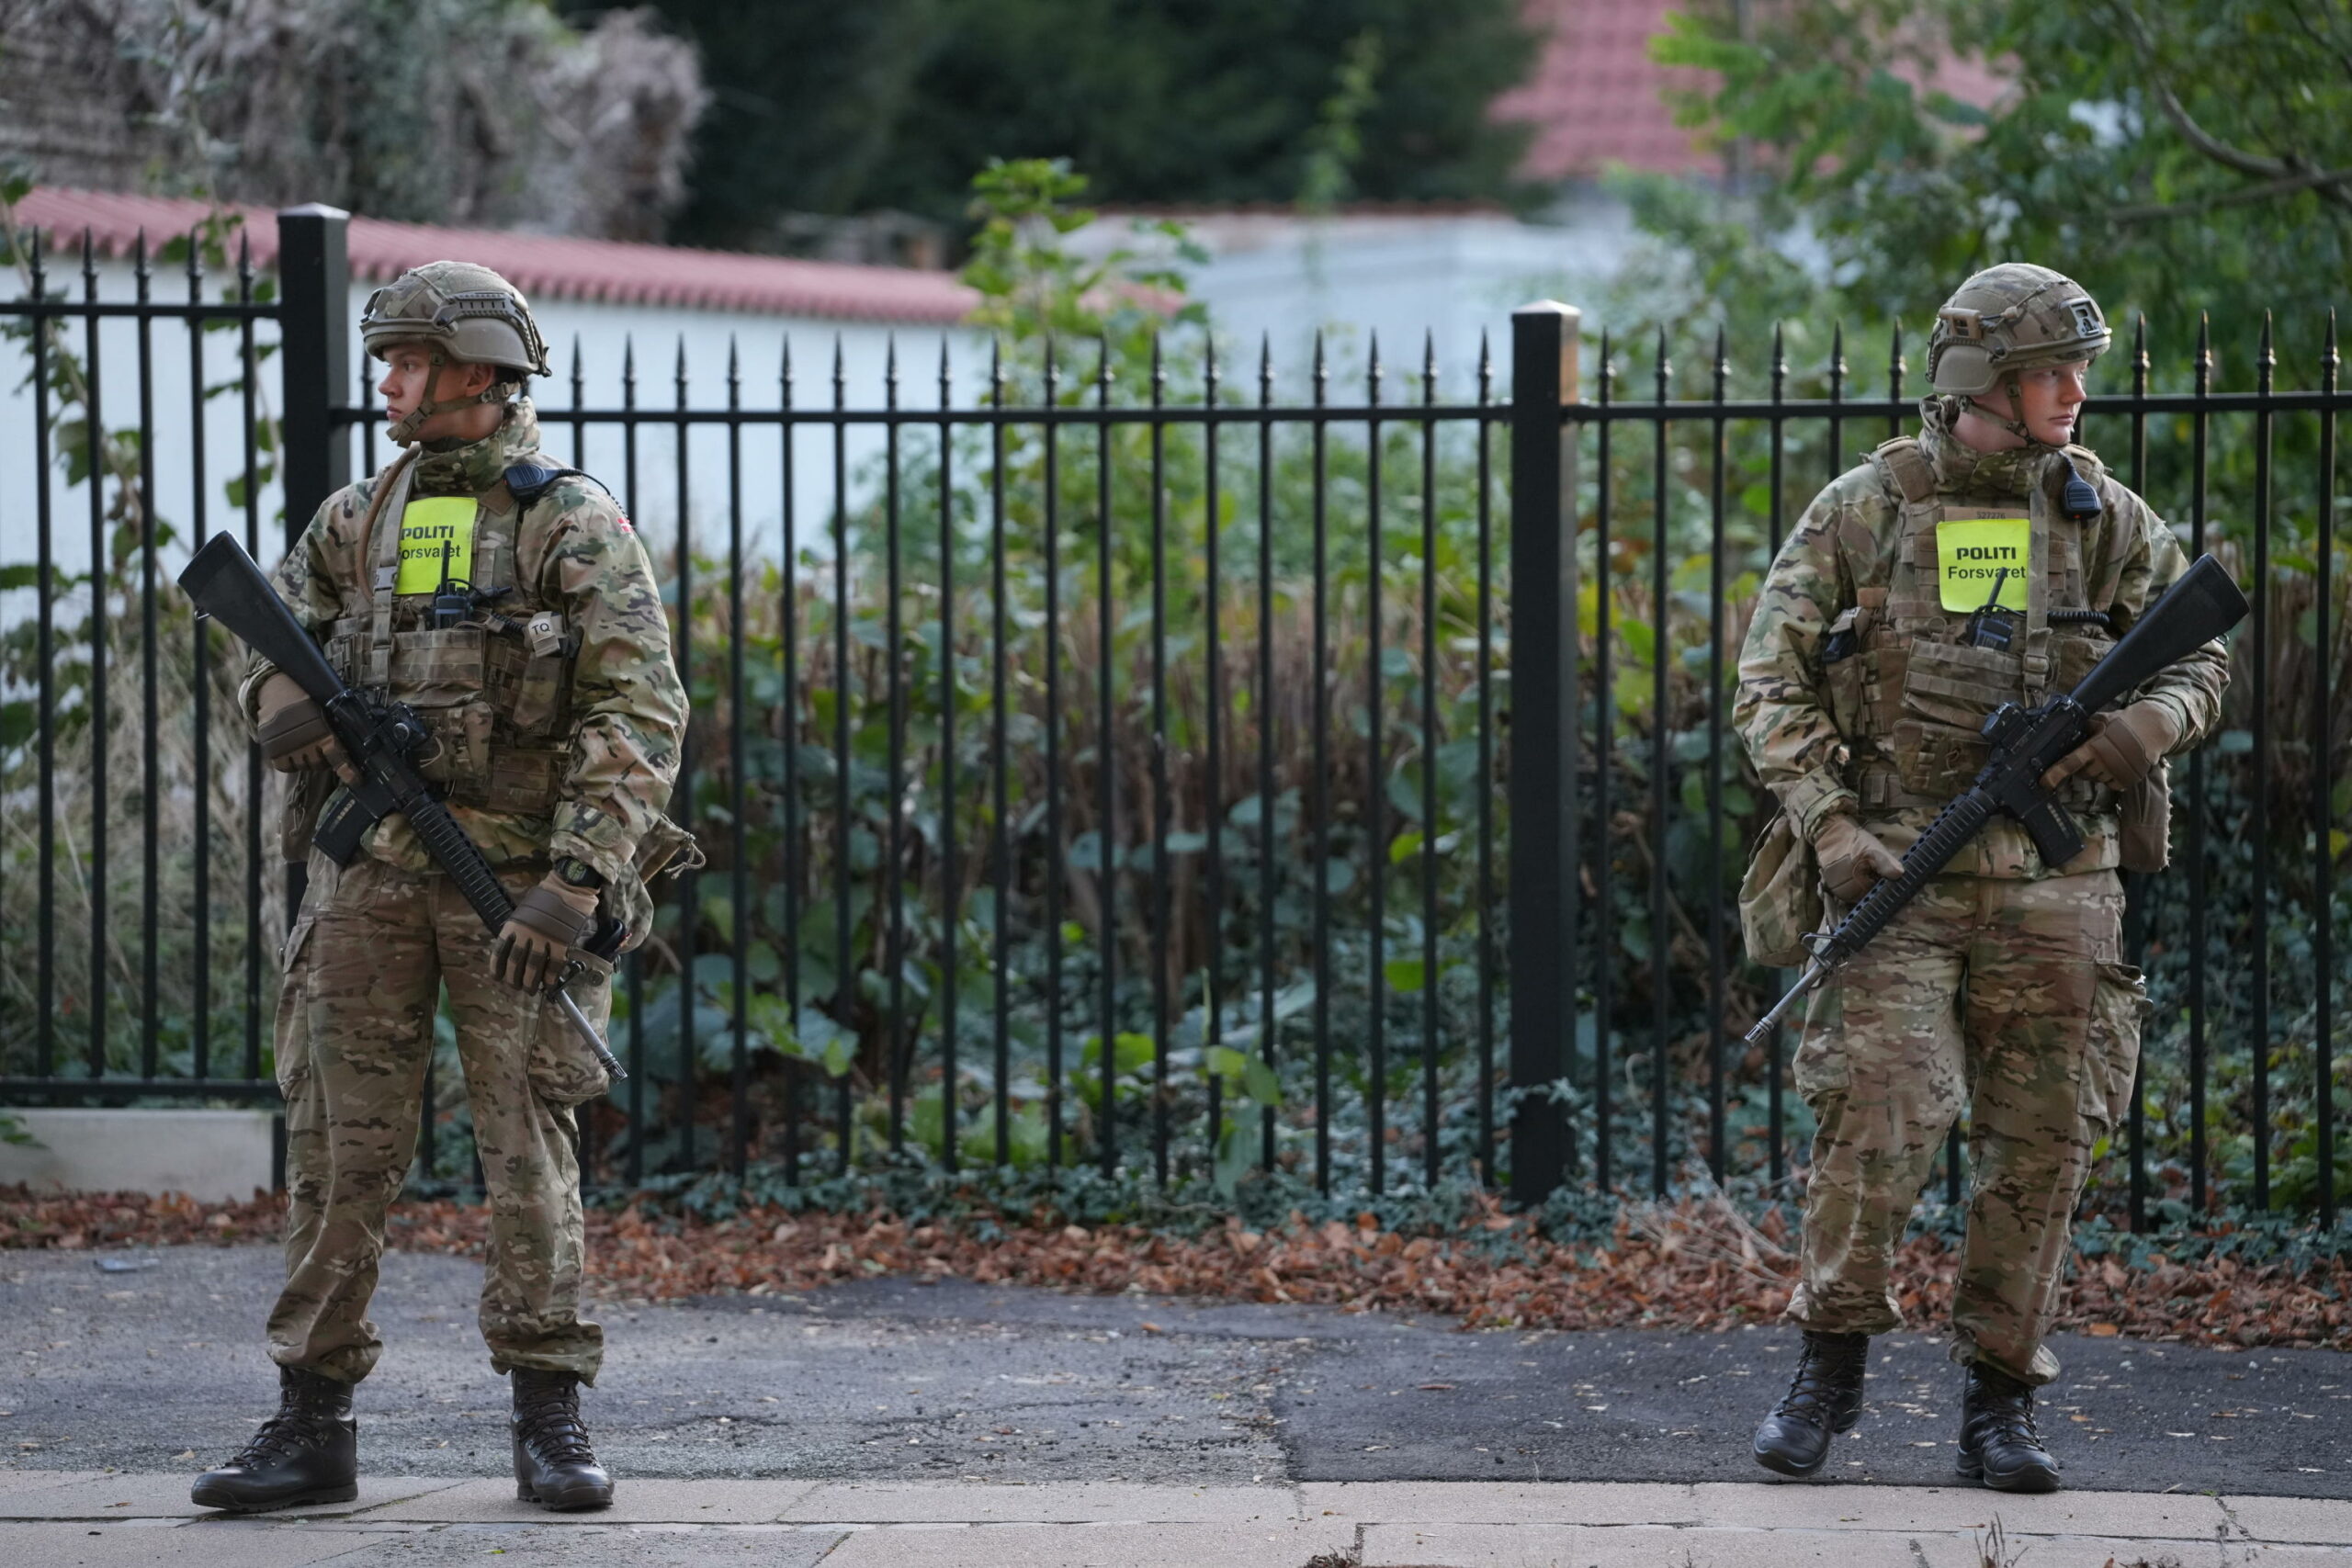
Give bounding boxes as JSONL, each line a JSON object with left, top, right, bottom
{"left": 0, "top": 1472, "right": 467, "bottom": 1520}
{"left": 1686, "top": 1479, "right": 2232, "bottom": 1540}
{"left": 0, "top": 1518, "right": 394, "bottom": 1566}
{"left": 779, "top": 1481, "right": 1301, "bottom": 1523}
{"left": 349, "top": 1476, "right": 818, "bottom": 1523}
{"left": 1302, "top": 1481, "right": 1700, "bottom": 1526}
{"left": 1361, "top": 1523, "right": 1937, "bottom": 1567}
{"left": 326, "top": 1521, "right": 851, "bottom": 1565}
{"left": 2224, "top": 1494, "right": 2352, "bottom": 1545}
{"left": 0, "top": 1468, "right": 104, "bottom": 1496}
{"left": 817, "top": 1518, "right": 1354, "bottom": 1567}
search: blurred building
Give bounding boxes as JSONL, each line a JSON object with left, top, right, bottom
{"left": 1, "top": 188, "right": 978, "bottom": 581}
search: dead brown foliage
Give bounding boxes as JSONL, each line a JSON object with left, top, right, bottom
{"left": 5, "top": 1184, "right": 2345, "bottom": 1349}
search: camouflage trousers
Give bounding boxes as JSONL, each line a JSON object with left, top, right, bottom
{"left": 269, "top": 850, "right": 612, "bottom": 1384}
{"left": 1790, "top": 866, "right": 2145, "bottom": 1387}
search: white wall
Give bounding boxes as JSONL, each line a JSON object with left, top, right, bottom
{"left": 0, "top": 262, "right": 984, "bottom": 604}
{"left": 1074, "top": 199, "right": 1641, "bottom": 400}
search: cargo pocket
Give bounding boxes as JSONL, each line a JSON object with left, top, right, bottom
{"left": 528, "top": 953, "right": 615, "bottom": 1108}
{"left": 2079, "top": 962, "right": 2149, "bottom": 1136}
{"left": 273, "top": 915, "right": 318, "bottom": 1098}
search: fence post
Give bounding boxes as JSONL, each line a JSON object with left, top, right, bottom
{"left": 1507, "top": 301, "right": 1582, "bottom": 1203}
{"left": 277, "top": 203, "right": 350, "bottom": 554}
{"left": 274, "top": 204, "right": 349, "bottom": 924}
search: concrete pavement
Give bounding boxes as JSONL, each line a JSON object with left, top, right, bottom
{"left": 4, "top": 1244, "right": 2347, "bottom": 1562}
{"left": 1, "top": 1474, "right": 2347, "bottom": 1564}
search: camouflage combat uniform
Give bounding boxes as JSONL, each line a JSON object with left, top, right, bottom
{"left": 240, "top": 399, "right": 686, "bottom": 1385}
{"left": 1734, "top": 398, "right": 2227, "bottom": 1387}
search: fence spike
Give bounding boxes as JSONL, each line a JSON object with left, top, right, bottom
{"left": 990, "top": 336, "right": 1004, "bottom": 404}
{"left": 1150, "top": 328, "right": 1164, "bottom": 402}
{"left": 1368, "top": 329, "right": 1382, "bottom": 404}
{"left": 235, "top": 227, "right": 252, "bottom": 291}
{"left": 727, "top": 333, "right": 741, "bottom": 386}
{"left": 1713, "top": 323, "right": 1729, "bottom": 399}
{"left": 1770, "top": 321, "right": 1786, "bottom": 392}
{"left": 1096, "top": 333, "right": 1113, "bottom": 396}
{"left": 2196, "top": 311, "right": 2211, "bottom": 384}
{"left": 2134, "top": 312, "right": 2150, "bottom": 378}
{"left": 1312, "top": 330, "right": 1327, "bottom": 402}
{"left": 1598, "top": 328, "right": 1611, "bottom": 404}
{"left": 1203, "top": 330, "right": 1218, "bottom": 402}
{"left": 832, "top": 333, "right": 845, "bottom": 402}
{"left": 938, "top": 335, "right": 952, "bottom": 405}
{"left": 1476, "top": 328, "right": 1491, "bottom": 404}
{"left": 1888, "top": 318, "right": 1905, "bottom": 396}
{"left": 1831, "top": 320, "right": 1847, "bottom": 380}
{"left": 2259, "top": 309, "right": 2276, "bottom": 373}
{"left": 1422, "top": 329, "right": 1437, "bottom": 403}
{"left": 1655, "top": 324, "right": 1671, "bottom": 398}
{"left": 1259, "top": 332, "right": 1273, "bottom": 400}
{"left": 1044, "top": 334, "right": 1059, "bottom": 400}
{"left": 2327, "top": 309, "right": 2341, "bottom": 373}
{"left": 780, "top": 333, "right": 794, "bottom": 400}
{"left": 185, "top": 222, "right": 202, "bottom": 289}
{"left": 80, "top": 227, "right": 95, "bottom": 283}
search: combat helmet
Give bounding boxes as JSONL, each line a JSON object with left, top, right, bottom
{"left": 1927, "top": 263, "right": 2109, "bottom": 441}
{"left": 360, "top": 260, "right": 551, "bottom": 444}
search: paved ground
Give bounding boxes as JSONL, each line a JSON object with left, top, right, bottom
{"left": 1, "top": 1244, "right": 2346, "bottom": 1562}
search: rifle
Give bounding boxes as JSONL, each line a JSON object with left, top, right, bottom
{"left": 179, "top": 531, "right": 628, "bottom": 1082}
{"left": 1745, "top": 552, "right": 2248, "bottom": 1048}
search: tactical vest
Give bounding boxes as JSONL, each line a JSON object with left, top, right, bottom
{"left": 318, "top": 452, "right": 594, "bottom": 816}
{"left": 1819, "top": 436, "right": 2120, "bottom": 819}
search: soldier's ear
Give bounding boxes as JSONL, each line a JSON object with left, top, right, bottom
{"left": 456, "top": 360, "right": 500, "bottom": 398}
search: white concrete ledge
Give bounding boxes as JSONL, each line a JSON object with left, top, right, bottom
{"left": 0, "top": 1108, "right": 275, "bottom": 1201}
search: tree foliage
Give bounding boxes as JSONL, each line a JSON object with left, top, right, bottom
{"left": 1646, "top": 0, "right": 2352, "bottom": 365}
{"left": 574, "top": 0, "right": 1544, "bottom": 249}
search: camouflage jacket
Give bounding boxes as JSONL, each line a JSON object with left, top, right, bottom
{"left": 1734, "top": 401, "right": 2229, "bottom": 879}
{"left": 238, "top": 400, "right": 687, "bottom": 887}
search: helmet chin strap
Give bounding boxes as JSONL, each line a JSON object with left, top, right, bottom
{"left": 387, "top": 348, "right": 511, "bottom": 446}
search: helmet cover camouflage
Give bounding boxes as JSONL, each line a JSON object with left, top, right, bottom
{"left": 361, "top": 261, "right": 551, "bottom": 380}
{"left": 1927, "top": 263, "right": 2109, "bottom": 399}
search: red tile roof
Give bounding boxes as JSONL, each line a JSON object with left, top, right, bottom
{"left": 11, "top": 187, "right": 977, "bottom": 325}
{"left": 1498, "top": 0, "right": 1717, "bottom": 179}
{"left": 1497, "top": 0, "right": 2010, "bottom": 183}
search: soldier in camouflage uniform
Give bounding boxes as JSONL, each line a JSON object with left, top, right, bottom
{"left": 1734, "top": 265, "right": 2227, "bottom": 1491}
{"left": 192, "top": 263, "right": 689, "bottom": 1515}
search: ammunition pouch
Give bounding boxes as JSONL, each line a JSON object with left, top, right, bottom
{"left": 1738, "top": 812, "right": 1822, "bottom": 970}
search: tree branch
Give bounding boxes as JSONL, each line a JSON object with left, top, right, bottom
{"left": 2108, "top": 0, "right": 2352, "bottom": 212}
{"left": 2111, "top": 164, "right": 2352, "bottom": 224}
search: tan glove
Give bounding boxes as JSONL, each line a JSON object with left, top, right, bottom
{"left": 1812, "top": 811, "right": 1904, "bottom": 904}
{"left": 492, "top": 874, "right": 600, "bottom": 993}
{"left": 2041, "top": 701, "right": 2183, "bottom": 793}
{"left": 255, "top": 671, "right": 356, "bottom": 783}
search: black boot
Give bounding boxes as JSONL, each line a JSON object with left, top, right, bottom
{"left": 189, "top": 1365, "right": 358, "bottom": 1513}
{"left": 512, "top": 1368, "right": 614, "bottom": 1510}
{"left": 1751, "top": 1330, "right": 1869, "bottom": 1477}
{"left": 1957, "top": 1362, "right": 2062, "bottom": 1493}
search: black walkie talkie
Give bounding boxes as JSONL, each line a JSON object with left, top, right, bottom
{"left": 1966, "top": 566, "right": 2017, "bottom": 650}
{"left": 430, "top": 538, "right": 472, "bottom": 629}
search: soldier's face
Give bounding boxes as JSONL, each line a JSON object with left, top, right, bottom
{"left": 378, "top": 344, "right": 500, "bottom": 437}
{"left": 2006, "top": 362, "right": 2090, "bottom": 445}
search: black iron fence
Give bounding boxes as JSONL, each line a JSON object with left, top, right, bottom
{"left": 2, "top": 207, "right": 2345, "bottom": 1229}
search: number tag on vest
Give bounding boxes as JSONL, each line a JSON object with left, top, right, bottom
{"left": 1935, "top": 516, "right": 2030, "bottom": 612}
{"left": 394, "top": 497, "right": 478, "bottom": 594}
